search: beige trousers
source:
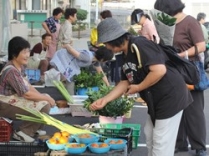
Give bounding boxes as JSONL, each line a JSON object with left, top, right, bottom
{"left": 144, "top": 110, "right": 183, "bottom": 156}
{"left": 0, "top": 103, "right": 50, "bottom": 137}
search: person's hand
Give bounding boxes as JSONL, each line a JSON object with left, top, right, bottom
{"left": 62, "top": 43, "right": 73, "bottom": 49}
{"left": 62, "top": 43, "right": 69, "bottom": 49}
{"left": 45, "top": 96, "right": 56, "bottom": 107}
{"left": 125, "top": 84, "right": 140, "bottom": 96}
{"left": 177, "top": 53, "right": 184, "bottom": 58}
{"left": 89, "top": 98, "right": 107, "bottom": 111}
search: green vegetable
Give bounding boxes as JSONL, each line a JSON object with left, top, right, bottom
{"left": 157, "top": 12, "right": 176, "bottom": 26}
{"left": 127, "top": 27, "right": 138, "bottom": 36}
{"left": 16, "top": 107, "right": 96, "bottom": 135}
{"left": 53, "top": 80, "right": 74, "bottom": 103}
{"left": 83, "top": 85, "right": 134, "bottom": 118}
{"left": 74, "top": 68, "right": 104, "bottom": 89}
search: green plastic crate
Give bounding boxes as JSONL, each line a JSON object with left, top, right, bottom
{"left": 100, "top": 123, "right": 141, "bottom": 149}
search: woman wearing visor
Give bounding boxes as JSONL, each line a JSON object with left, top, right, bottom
{"left": 131, "top": 9, "right": 160, "bottom": 44}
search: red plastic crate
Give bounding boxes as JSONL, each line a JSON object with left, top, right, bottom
{"left": 0, "top": 118, "right": 12, "bottom": 142}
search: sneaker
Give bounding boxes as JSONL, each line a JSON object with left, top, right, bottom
{"left": 196, "top": 149, "right": 207, "bottom": 156}
{"left": 13, "top": 131, "right": 35, "bottom": 142}
{"left": 36, "top": 130, "right": 46, "bottom": 136}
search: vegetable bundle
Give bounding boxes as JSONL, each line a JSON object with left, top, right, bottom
{"left": 16, "top": 107, "right": 95, "bottom": 135}
{"left": 53, "top": 80, "right": 74, "bottom": 104}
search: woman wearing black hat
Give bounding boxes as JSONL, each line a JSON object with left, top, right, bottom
{"left": 89, "top": 18, "right": 192, "bottom": 156}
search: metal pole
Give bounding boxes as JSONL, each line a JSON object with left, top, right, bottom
{"left": 95, "top": 0, "right": 98, "bottom": 20}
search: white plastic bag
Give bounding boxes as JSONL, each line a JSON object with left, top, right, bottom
{"left": 150, "top": 9, "right": 176, "bottom": 46}
{"left": 44, "top": 68, "right": 61, "bottom": 87}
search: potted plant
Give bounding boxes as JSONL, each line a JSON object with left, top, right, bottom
{"left": 74, "top": 68, "right": 104, "bottom": 95}
{"left": 83, "top": 85, "right": 135, "bottom": 123}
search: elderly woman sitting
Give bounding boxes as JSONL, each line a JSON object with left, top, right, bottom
{"left": 0, "top": 36, "right": 55, "bottom": 142}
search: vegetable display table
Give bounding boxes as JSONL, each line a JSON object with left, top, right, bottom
{"left": 35, "top": 146, "right": 129, "bottom": 156}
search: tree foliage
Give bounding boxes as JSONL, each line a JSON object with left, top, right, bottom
{"left": 77, "top": 9, "right": 88, "bottom": 21}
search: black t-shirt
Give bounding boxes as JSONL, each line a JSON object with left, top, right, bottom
{"left": 121, "top": 36, "right": 192, "bottom": 121}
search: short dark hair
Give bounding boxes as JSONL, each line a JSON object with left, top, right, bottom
{"left": 154, "top": 0, "right": 185, "bottom": 16}
{"left": 131, "top": 9, "right": 151, "bottom": 25}
{"left": 95, "top": 46, "right": 114, "bottom": 62}
{"left": 42, "top": 33, "right": 52, "bottom": 40}
{"left": 197, "top": 12, "right": 206, "bottom": 21}
{"left": 100, "top": 10, "right": 112, "bottom": 19}
{"left": 52, "top": 7, "right": 63, "bottom": 16}
{"left": 105, "top": 33, "right": 130, "bottom": 48}
{"left": 64, "top": 8, "right": 77, "bottom": 19}
{"left": 8, "top": 36, "right": 30, "bottom": 61}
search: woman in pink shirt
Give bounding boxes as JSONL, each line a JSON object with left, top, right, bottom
{"left": 131, "top": 9, "right": 160, "bottom": 44}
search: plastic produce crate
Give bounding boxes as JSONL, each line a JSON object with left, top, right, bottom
{"left": 25, "top": 69, "right": 41, "bottom": 84}
{"left": 0, "top": 118, "right": 13, "bottom": 142}
{"left": 0, "top": 141, "right": 48, "bottom": 156}
{"left": 100, "top": 123, "right": 141, "bottom": 149}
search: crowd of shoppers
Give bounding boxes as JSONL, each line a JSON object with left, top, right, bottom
{"left": 0, "top": 2, "right": 208, "bottom": 156}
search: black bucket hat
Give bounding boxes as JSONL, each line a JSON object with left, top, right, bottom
{"left": 97, "top": 18, "right": 127, "bottom": 44}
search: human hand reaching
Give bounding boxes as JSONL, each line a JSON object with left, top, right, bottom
{"left": 44, "top": 95, "right": 56, "bottom": 107}
{"left": 62, "top": 43, "right": 70, "bottom": 49}
{"left": 89, "top": 98, "right": 108, "bottom": 111}
{"left": 125, "top": 84, "right": 140, "bottom": 96}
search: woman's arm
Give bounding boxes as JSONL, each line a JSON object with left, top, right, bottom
{"left": 23, "top": 89, "right": 55, "bottom": 107}
{"left": 126, "top": 64, "right": 166, "bottom": 95}
{"left": 94, "top": 65, "right": 110, "bottom": 86}
{"left": 63, "top": 44, "right": 80, "bottom": 58}
{"left": 5, "top": 68, "right": 55, "bottom": 107}
{"left": 90, "top": 80, "right": 130, "bottom": 110}
{"left": 178, "top": 41, "right": 206, "bottom": 58}
{"left": 24, "top": 84, "right": 55, "bottom": 106}
{"left": 42, "top": 22, "right": 52, "bottom": 35}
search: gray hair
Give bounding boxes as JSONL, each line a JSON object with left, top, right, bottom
{"left": 197, "top": 12, "right": 206, "bottom": 21}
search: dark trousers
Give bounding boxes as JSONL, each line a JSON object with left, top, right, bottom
{"left": 176, "top": 90, "right": 206, "bottom": 150}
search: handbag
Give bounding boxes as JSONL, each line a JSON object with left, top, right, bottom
{"left": 193, "top": 45, "right": 209, "bottom": 91}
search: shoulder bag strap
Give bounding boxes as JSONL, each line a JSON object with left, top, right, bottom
{"left": 131, "top": 43, "right": 142, "bottom": 69}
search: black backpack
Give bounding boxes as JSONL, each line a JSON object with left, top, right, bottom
{"left": 131, "top": 43, "right": 200, "bottom": 85}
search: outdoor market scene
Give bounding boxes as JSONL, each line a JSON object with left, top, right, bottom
{"left": 1, "top": 0, "right": 209, "bottom": 156}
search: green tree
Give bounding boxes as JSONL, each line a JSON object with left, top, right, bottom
{"left": 76, "top": 9, "right": 88, "bottom": 38}
{"left": 77, "top": 9, "right": 88, "bottom": 21}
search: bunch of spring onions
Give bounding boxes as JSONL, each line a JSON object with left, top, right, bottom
{"left": 53, "top": 80, "right": 74, "bottom": 104}
{"left": 16, "top": 107, "right": 96, "bottom": 135}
